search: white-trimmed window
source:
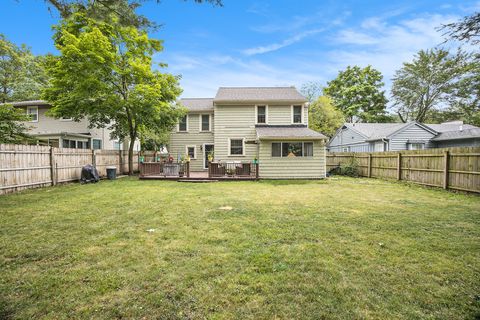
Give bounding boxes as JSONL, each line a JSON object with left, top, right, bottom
{"left": 292, "top": 105, "right": 303, "bottom": 124}
{"left": 256, "top": 105, "right": 268, "bottom": 124}
{"left": 271, "top": 142, "right": 314, "bottom": 157}
{"left": 92, "top": 139, "right": 102, "bottom": 150}
{"left": 178, "top": 115, "right": 188, "bottom": 132}
{"left": 407, "top": 143, "right": 425, "bottom": 150}
{"left": 186, "top": 145, "right": 196, "bottom": 159}
{"left": 229, "top": 138, "right": 244, "bottom": 156}
{"left": 200, "top": 114, "right": 211, "bottom": 132}
{"left": 26, "top": 106, "right": 38, "bottom": 122}
{"left": 342, "top": 146, "right": 350, "bottom": 152}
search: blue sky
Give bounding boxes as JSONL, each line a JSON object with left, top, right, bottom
{"left": 1, "top": 0, "right": 479, "bottom": 100}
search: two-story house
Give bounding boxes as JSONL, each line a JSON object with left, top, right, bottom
{"left": 168, "top": 87, "right": 328, "bottom": 179}
{"left": 9, "top": 100, "right": 139, "bottom": 150}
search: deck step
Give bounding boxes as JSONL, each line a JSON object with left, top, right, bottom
{"left": 177, "top": 179, "right": 219, "bottom": 183}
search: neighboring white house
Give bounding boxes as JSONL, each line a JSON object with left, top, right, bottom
{"left": 9, "top": 100, "right": 139, "bottom": 151}
{"left": 328, "top": 121, "right": 480, "bottom": 152}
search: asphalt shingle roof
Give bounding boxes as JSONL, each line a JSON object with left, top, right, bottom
{"left": 180, "top": 98, "right": 214, "bottom": 112}
{"left": 432, "top": 128, "right": 480, "bottom": 141}
{"left": 214, "top": 87, "right": 306, "bottom": 103}
{"left": 256, "top": 125, "right": 327, "bottom": 140}
{"left": 425, "top": 123, "right": 477, "bottom": 133}
{"left": 344, "top": 123, "right": 409, "bottom": 139}
{"left": 4, "top": 100, "right": 49, "bottom": 107}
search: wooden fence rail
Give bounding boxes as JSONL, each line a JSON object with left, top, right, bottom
{"left": 327, "top": 147, "right": 480, "bottom": 193}
{"left": 0, "top": 144, "right": 157, "bottom": 195}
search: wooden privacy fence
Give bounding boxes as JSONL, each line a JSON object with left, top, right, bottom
{"left": 327, "top": 147, "right": 480, "bottom": 193}
{"left": 0, "top": 144, "right": 154, "bottom": 195}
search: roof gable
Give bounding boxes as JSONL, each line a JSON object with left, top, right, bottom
{"left": 180, "top": 98, "right": 214, "bottom": 112}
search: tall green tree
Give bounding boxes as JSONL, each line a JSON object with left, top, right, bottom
{"left": 323, "top": 65, "right": 388, "bottom": 123}
{"left": 391, "top": 49, "right": 474, "bottom": 123}
{"left": 43, "top": 0, "right": 222, "bottom": 29}
{"left": 308, "top": 96, "right": 344, "bottom": 137}
{"left": 44, "top": 12, "right": 184, "bottom": 174}
{"left": 0, "top": 104, "right": 31, "bottom": 143}
{"left": 441, "top": 12, "right": 480, "bottom": 45}
{"left": 0, "top": 34, "right": 48, "bottom": 103}
{"left": 300, "top": 81, "right": 323, "bottom": 103}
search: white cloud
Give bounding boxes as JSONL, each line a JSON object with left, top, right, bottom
{"left": 242, "top": 28, "right": 325, "bottom": 56}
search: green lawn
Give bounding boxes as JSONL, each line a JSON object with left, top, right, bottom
{"left": 0, "top": 177, "right": 479, "bottom": 319}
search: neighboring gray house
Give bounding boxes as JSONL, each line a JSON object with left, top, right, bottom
{"left": 168, "top": 87, "right": 328, "bottom": 179}
{"left": 328, "top": 121, "right": 480, "bottom": 152}
{"left": 9, "top": 100, "right": 139, "bottom": 150}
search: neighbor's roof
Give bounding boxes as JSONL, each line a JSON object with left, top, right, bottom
{"left": 344, "top": 122, "right": 410, "bottom": 140}
{"left": 2, "top": 100, "right": 50, "bottom": 107}
{"left": 179, "top": 98, "right": 214, "bottom": 112}
{"left": 425, "top": 123, "right": 478, "bottom": 133}
{"left": 214, "top": 87, "right": 307, "bottom": 103}
{"left": 432, "top": 128, "right": 480, "bottom": 141}
{"left": 256, "top": 125, "right": 327, "bottom": 140}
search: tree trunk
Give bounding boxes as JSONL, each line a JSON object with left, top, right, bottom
{"left": 128, "top": 138, "right": 135, "bottom": 175}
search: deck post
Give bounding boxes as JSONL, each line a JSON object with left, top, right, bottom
{"left": 208, "top": 161, "right": 211, "bottom": 178}
{"left": 367, "top": 154, "right": 372, "bottom": 178}
{"left": 443, "top": 150, "right": 449, "bottom": 189}
{"left": 255, "top": 162, "right": 259, "bottom": 180}
{"left": 186, "top": 161, "right": 190, "bottom": 178}
{"left": 397, "top": 153, "right": 402, "bottom": 180}
{"left": 92, "top": 149, "right": 96, "bottom": 168}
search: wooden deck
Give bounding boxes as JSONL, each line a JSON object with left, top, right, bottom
{"left": 139, "top": 171, "right": 258, "bottom": 181}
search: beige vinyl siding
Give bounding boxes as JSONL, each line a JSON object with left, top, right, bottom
{"left": 259, "top": 140, "right": 326, "bottom": 179}
{"left": 213, "top": 105, "right": 257, "bottom": 161}
{"left": 168, "top": 113, "right": 214, "bottom": 171}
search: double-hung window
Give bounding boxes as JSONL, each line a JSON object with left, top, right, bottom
{"left": 271, "top": 142, "right": 314, "bottom": 157}
{"left": 292, "top": 105, "right": 302, "bottom": 124}
{"left": 178, "top": 115, "right": 188, "bottom": 132}
{"left": 229, "top": 139, "right": 244, "bottom": 156}
{"left": 256, "top": 105, "right": 267, "bottom": 124}
{"left": 27, "top": 106, "right": 38, "bottom": 122}
{"left": 186, "top": 145, "right": 196, "bottom": 159}
{"left": 201, "top": 114, "right": 210, "bottom": 132}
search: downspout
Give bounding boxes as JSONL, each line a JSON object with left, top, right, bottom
{"left": 382, "top": 138, "right": 388, "bottom": 151}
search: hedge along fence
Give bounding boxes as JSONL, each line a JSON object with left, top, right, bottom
{"left": 327, "top": 147, "right": 480, "bottom": 193}
{"left": 0, "top": 144, "right": 158, "bottom": 195}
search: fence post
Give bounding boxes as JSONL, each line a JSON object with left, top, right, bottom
{"left": 255, "top": 162, "right": 259, "bottom": 179}
{"left": 443, "top": 150, "right": 449, "bottom": 189}
{"left": 208, "top": 161, "right": 211, "bottom": 178}
{"left": 367, "top": 154, "right": 372, "bottom": 178}
{"left": 186, "top": 161, "right": 190, "bottom": 178}
{"left": 49, "top": 147, "right": 56, "bottom": 186}
{"left": 397, "top": 153, "right": 402, "bottom": 180}
{"left": 92, "top": 149, "right": 96, "bottom": 168}
{"left": 118, "top": 150, "right": 123, "bottom": 174}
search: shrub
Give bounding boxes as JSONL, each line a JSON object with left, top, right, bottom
{"left": 339, "top": 157, "right": 360, "bottom": 177}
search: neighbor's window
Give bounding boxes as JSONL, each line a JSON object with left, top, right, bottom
{"left": 93, "top": 139, "right": 102, "bottom": 150}
{"left": 62, "top": 139, "right": 70, "bottom": 148}
{"left": 27, "top": 106, "right": 38, "bottom": 122}
{"left": 293, "top": 105, "right": 302, "bottom": 123}
{"left": 186, "top": 146, "right": 196, "bottom": 159}
{"left": 272, "top": 142, "right": 313, "bottom": 157}
{"left": 229, "top": 139, "right": 244, "bottom": 155}
{"left": 408, "top": 143, "right": 425, "bottom": 150}
{"left": 178, "top": 115, "right": 188, "bottom": 132}
{"left": 201, "top": 114, "right": 210, "bottom": 131}
{"left": 257, "top": 105, "right": 266, "bottom": 124}
{"left": 342, "top": 146, "right": 350, "bottom": 152}
{"left": 114, "top": 141, "right": 121, "bottom": 150}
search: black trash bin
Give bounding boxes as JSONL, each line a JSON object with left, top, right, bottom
{"left": 106, "top": 166, "right": 117, "bottom": 180}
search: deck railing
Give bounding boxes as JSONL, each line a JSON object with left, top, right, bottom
{"left": 139, "top": 161, "right": 190, "bottom": 178}
{"left": 208, "top": 161, "right": 259, "bottom": 179}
